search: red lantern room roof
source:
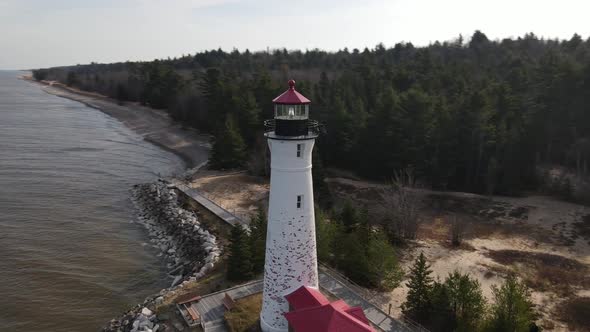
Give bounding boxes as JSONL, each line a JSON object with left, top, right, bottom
{"left": 272, "top": 80, "right": 311, "bottom": 105}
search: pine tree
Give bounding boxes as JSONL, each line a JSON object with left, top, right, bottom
{"left": 235, "top": 91, "right": 261, "bottom": 148}
{"left": 334, "top": 231, "right": 370, "bottom": 286}
{"left": 252, "top": 69, "right": 276, "bottom": 120}
{"left": 366, "top": 231, "right": 403, "bottom": 290}
{"left": 315, "top": 209, "right": 339, "bottom": 263}
{"left": 199, "top": 67, "right": 226, "bottom": 128}
{"left": 443, "top": 271, "right": 487, "bottom": 332}
{"left": 486, "top": 275, "right": 536, "bottom": 332}
{"left": 340, "top": 200, "right": 358, "bottom": 231}
{"left": 210, "top": 114, "right": 247, "bottom": 169}
{"left": 249, "top": 209, "right": 267, "bottom": 274}
{"left": 227, "top": 225, "right": 254, "bottom": 281}
{"left": 312, "top": 148, "right": 332, "bottom": 208}
{"left": 402, "top": 252, "right": 434, "bottom": 322}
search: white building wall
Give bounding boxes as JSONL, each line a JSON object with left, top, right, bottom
{"left": 260, "top": 138, "right": 319, "bottom": 332}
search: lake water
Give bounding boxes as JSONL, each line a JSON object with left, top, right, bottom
{"left": 0, "top": 71, "right": 185, "bottom": 331}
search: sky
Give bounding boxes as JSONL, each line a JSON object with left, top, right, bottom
{"left": 0, "top": 0, "right": 588, "bottom": 69}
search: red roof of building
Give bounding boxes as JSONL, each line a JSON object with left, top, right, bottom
{"left": 284, "top": 286, "right": 375, "bottom": 332}
{"left": 344, "top": 307, "right": 371, "bottom": 326}
{"left": 272, "top": 80, "right": 311, "bottom": 105}
{"left": 284, "top": 286, "right": 330, "bottom": 310}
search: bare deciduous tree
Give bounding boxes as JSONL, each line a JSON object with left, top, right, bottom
{"left": 449, "top": 215, "right": 465, "bottom": 247}
{"left": 380, "top": 169, "right": 420, "bottom": 243}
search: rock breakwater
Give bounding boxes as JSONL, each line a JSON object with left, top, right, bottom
{"left": 102, "top": 180, "right": 221, "bottom": 332}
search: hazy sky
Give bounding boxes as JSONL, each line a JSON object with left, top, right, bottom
{"left": 1, "top": 0, "right": 588, "bottom": 69}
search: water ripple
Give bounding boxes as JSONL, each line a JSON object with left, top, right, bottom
{"left": 0, "top": 71, "right": 186, "bottom": 332}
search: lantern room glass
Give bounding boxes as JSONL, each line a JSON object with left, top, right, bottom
{"left": 274, "top": 104, "right": 309, "bottom": 120}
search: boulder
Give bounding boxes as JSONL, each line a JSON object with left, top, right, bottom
{"left": 138, "top": 319, "right": 153, "bottom": 329}
{"left": 170, "top": 275, "right": 183, "bottom": 287}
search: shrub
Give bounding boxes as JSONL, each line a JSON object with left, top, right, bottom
{"left": 402, "top": 252, "right": 434, "bottom": 323}
{"left": 485, "top": 275, "right": 536, "bottom": 332}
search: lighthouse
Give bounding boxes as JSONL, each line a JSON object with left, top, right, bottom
{"left": 260, "top": 80, "right": 320, "bottom": 332}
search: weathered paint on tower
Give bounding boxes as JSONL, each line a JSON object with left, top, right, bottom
{"left": 260, "top": 80, "right": 320, "bottom": 332}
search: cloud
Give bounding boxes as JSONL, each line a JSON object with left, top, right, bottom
{"left": 135, "top": 0, "right": 239, "bottom": 10}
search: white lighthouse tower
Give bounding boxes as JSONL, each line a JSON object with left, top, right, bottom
{"left": 260, "top": 80, "right": 320, "bottom": 332}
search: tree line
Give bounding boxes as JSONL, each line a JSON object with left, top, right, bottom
{"left": 33, "top": 31, "right": 590, "bottom": 198}
{"left": 403, "top": 253, "right": 540, "bottom": 332}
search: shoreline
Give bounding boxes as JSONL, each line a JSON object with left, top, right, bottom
{"left": 102, "top": 181, "right": 222, "bottom": 332}
{"left": 22, "top": 76, "right": 220, "bottom": 331}
{"left": 22, "top": 76, "right": 210, "bottom": 169}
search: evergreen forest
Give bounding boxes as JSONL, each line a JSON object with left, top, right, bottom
{"left": 33, "top": 31, "right": 590, "bottom": 197}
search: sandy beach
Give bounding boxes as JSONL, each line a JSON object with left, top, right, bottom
{"left": 24, "top": 77, "right": 210, "bottom": 169}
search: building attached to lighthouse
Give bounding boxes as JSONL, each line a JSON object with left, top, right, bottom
{"left": 260, "top": 80, "right": 321, "bottom": 332}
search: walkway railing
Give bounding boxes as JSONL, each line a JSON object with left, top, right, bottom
{"left": 319, "top": 262, "right": 428, "bottom": 332}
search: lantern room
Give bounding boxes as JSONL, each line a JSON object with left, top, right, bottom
{"left": 266, "top": 80, "right": 319, "bottom": 138}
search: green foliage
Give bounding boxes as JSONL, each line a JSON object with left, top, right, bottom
{"left": 66, "top": 71, "right": 79, "bottom": 86}
{"left": 234, "top": 91, "right": 261, "bottom": 147}
{"left": 485, "top": 275, "right": 536, "bottom": 332}
{"left": 427, "top": 271, "right": 487, "bottom": 332}
{"left": 334, "top": 230, "right": 374, "bottom": 287}
{"left": 402, "top": 255, "right": 540, "bottom": 332}
{"left": 32, "top": 69, "right": 48, "bottom": 81}
{"left": 210, "top": 114, "right": 247, "bottom": 169}
{"left": 198, "top": 68, "right": 227, "bottom": 131}
{"left": 249, "top": 209, "right": 267, "bottom": 274}
{"left": 315, "top": 209, "right": 339, "bottom": 263}
{"left": 402, "top": 252, "right": 434, "bottom": 323}
{"left": 319, "top": 203, "right": 402, "bottom": 290}
{"left": 340, "top": 200, "right": 359, "bottom": 231}
{"left": 227, "top": 225, "right": 254, "bottom": 282}
{"left": 139, "top": 62, "right": 184, "bottom": 109}
{"left": 116, "top": 83, "right": 129, "bottom": 102}
{"left": 37, "top": 32, "right": 590, "bottom": 197}
{"left": 365, "top": 231, "right": 403, "bottom": 290}
{"left": 312, "top": 147, "right": 333, "bottom": 208}
{"left": 439, "top": 271, "right": 487, "bottom": 332}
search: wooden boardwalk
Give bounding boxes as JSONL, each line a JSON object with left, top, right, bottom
{"left": 173, "top": 183, "right": 246, "bottom": 227}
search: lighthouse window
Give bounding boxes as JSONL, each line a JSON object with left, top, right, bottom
{"left": 296, "top": 195, "right": 303, "bottom": 209}
{"left": 296, "top": 144, "right": 303, "bottom": 157}
{"left": 274, "top": 104, "right": 308, "bottom": 120}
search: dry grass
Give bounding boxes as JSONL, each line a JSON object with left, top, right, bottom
{"left": 484, "top": 249, "right": 589, "bottom": 293}
{"left": 573, "top": 214, "right": 590, "bottom": 240}
{"left": 558, "top": 297, "right": 590, "bottom": 332}
{"left": 224, "top": 293, "right": 263, "bottom": 332}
